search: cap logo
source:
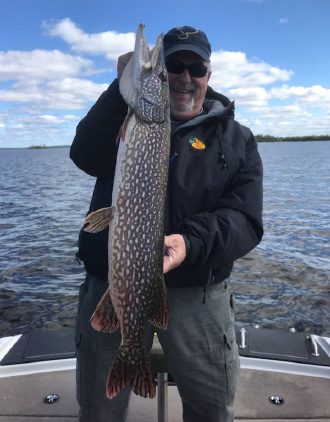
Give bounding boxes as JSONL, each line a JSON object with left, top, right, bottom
{"left": 176, "top": 27, "right": 199, "bottom": 40}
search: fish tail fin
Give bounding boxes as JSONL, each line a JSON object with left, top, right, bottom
{"left": 83, "top": 207, "right": 113, "bottom": 233}
{"left": 106, "top": 350, "right": 156, "bottom": 399}
{"left": 90, "top": 290, "right": 119, "bottom": 332}
{"left": 149, "top": 282, "right": 169, "bottom": 330}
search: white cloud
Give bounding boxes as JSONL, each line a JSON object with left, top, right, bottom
{"left": 36, "top": 114, "right": 77, "bottom": 124}
{"left": 210, "top": 50, "right": 292, "bottom": 90}
{"left": 270, "top": 84, "right": 330, "bottom": 108}
{"left": 227, "top": 86, "right": 270, "bottom": 107}
{"left": 279, "top": 17, "right": 288, "bottom": 24}
{"left": 0, "top": 49, "right": 95, "bottom": 82}
{"left": 0, "top": 78, "right": 108, "bottom": 110}
{"left": 236, "top": 103, "right": 329, "bottom": 136}
{"left": 44, "top": 18, "right": 136, "bottom": 60}
{"left": 1, "top": 18, "right": 329, "bottom": 146}
{"left": 207, "top": 50, "right": 330, "bottom": 136}
{"left": 0, "top": 111, "right": 82, "bottom": 148}
{"left": 0, "top": 45, "right": 109, "bottom": 110}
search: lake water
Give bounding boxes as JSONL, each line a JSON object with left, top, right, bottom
{"left": 0, "top": 142, "right": 329, "bottom": 336}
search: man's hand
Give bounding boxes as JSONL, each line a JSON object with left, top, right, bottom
{"left": 163, "top": 234, "right": 186, "bottom": 274}
{"left": 117, "top": 52, "right": 133, "bottom": 79}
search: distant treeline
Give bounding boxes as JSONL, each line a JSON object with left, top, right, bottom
{"left": 255, "top": 135, "right": 330, "bottom": 142}
{"left": 27, "top": 144, "right": 68, "bottom": 149}
{"left": 28, "top": 144, "right": 47, "bottom": 149}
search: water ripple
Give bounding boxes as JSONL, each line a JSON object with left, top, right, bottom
{"left": 0, "top": 143, "right": 329, "bottom": 336}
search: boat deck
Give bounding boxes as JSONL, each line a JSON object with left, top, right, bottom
{"left": 1, "top": 366, "right": 329, "bottom": 421}
{"left": 1, "top": 328, "right": 329, "bottom": 421}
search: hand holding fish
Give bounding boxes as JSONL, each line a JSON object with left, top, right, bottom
{"left": 163, "top": 234, "right": 186, "bottom": 274}
{"left": 117, "top": 51, "right": 133, "bottom": 79}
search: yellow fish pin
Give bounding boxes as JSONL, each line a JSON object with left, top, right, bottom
{"left": 189, "top": 137, "right": 206, "bottom": 150}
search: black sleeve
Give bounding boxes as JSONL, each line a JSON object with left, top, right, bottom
{"left": 70, "top": 78, "right": 128, "bottom": 177}
{"left": 179, "top": 131, "right": 263, "bottom": 268}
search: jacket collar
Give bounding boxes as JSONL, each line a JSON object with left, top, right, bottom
{"left": 171, "top": 98, "right": 234, "bottom": 134}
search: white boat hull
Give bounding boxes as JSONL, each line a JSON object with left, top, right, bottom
{"left": 1, "top": 328, "right": 329, "bottom": 421}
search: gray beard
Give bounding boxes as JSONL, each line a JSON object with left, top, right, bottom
{"left": 170, "top": 97, "right": 195, "bottom": 114}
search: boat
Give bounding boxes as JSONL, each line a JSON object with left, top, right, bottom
{"left": 1, "top": 326, "right": 329, "bottom": 421}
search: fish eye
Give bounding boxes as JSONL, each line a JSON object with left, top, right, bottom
{"left": 158, "top": 72, "right": 167, "bottom": 82}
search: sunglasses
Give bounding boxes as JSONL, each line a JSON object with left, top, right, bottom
{"left": 165, "top": 59, "right": 208, "bottom": 78}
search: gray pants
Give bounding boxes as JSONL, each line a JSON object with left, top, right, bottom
{"left": 75, "top": 274, "right": 239, "bottom": 422}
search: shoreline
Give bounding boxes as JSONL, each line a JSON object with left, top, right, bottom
{"left": 255, "top": 135, "right": 330, "bottom": 142}
{"left": 1, "top": 137, "right": 330, "bottom": 150}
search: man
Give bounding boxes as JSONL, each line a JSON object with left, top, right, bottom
{"left": 71, "top": 26, "right": 263, "bottom": 422}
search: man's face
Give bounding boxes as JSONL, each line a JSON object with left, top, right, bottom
{"left": 166, "top": 51, "right": 211, "bottom": 121}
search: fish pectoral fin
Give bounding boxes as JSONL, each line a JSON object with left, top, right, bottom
{"left": 90, "top": 290, "right": 119, "bottom": 332}
{"left": 106, "top": 351, "right": 156, "bottom": 399}
{"left": 83, "top": 207, "right": 113, "bottom": 233}
{"left": 148, "top": 284, "right": 169, "bottom": 330}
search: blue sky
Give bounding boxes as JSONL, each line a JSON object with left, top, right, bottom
{"left": 0, "top": 0, "right": 329, "bottom": 147}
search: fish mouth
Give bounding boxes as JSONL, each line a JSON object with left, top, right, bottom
{"left": 137, "top": 24, "right": 164, "bottom": 74}
{"left": 136, "top": 24, "right": 151, "bottom": 75}
{"left": 119, "top": 24, "right": 169, "bottom": 123}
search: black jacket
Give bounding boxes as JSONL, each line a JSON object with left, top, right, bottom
{"left": 70, "top": 79, "right": 263, "bottom": 288}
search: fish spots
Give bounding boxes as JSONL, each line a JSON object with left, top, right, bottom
{"left": 102, "top": 26, "right": 170, "bottom": 399}
{"left": 109, "top": 121, "right": 170, "bottom": 360}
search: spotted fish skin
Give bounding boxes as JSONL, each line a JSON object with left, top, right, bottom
{"left": 83, "top": 24, "right": 170, "bottom": 399}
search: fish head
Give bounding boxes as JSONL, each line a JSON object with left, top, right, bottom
{"left": 120, "top": 24, "right": 170, "bottom": 124}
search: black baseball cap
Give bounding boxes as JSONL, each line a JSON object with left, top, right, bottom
{"left": 163, "top": 26, "right": 211, "bottom": 62}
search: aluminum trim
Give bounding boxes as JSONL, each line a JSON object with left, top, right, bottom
{"left": 0, "top": 357, "right": 76, "bottom": 378}
{"left": 240, "top": 356, "right": 330, "bottom": 379}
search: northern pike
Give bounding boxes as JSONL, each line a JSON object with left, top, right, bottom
{"left": 83, "top": 24, "right": 170, "bottom": 399}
